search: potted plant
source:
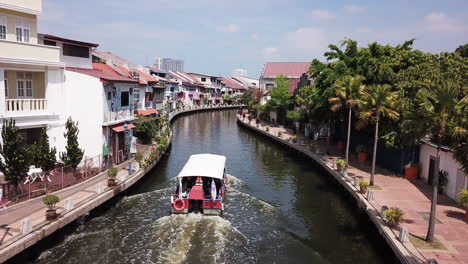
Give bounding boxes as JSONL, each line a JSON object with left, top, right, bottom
{"left": 437, "top": 170, "right": 448, "bottom": 194}
{"left": 355, "top": 145, "right": 368, "bottom": 163}
{"left": 383, "top": 207, "right": 404, "bottom": 227}
{"left": 404, "top": 162, "right": 419, "bottom": 180}
{"left": 336, "top": 159, "right": 346, "bottom": 172}
{"left": 359, "top": 180, "right": 369, "bottom": 194}
{"left": 43, "top": 194, "right": 60, "bottom": 220}
{"left": 107, "top": 167, "right": 118, "bottom": 187}
{"left": 248, "top": 115, "right": 253, "bottom": 123}
{"left": 278, "top": 131, "right": 283, "bottom": 138}
{"left": 458, "top": 189, "right": 468, "bottom": 220}
{"left": 291, "top": 136, "right": 297, "bottom": 143}
{"left": 134, "top": 152, "right": 143, "bottom": 165}
{"left": 266, "top": 125, "right": 270, "bottom": 132}
{"left": 256, "top": 119, "right": 260, "bottom": 127}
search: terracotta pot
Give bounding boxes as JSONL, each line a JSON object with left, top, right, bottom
{"left": 405, "top": 167, "right": 419, "bottom": 180}
{"left": 108, "top": 178, "right": 116, "bottom": 187}
{"left": 337, "top": 141, "right": 345, "bottom": 151}
{"left": 357, "top": 152, "right": 368, "bottom": 163}
{"left": 46, "top": 209, "right": 57, "bottom": 221}
{"left": 360, "top": 186, "right": 368, "bottom": 194}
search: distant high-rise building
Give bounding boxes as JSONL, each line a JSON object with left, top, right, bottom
{"left": 154, "top": 57, "right": 184, "bottom": 72}
{"left": 232, "top": 68, "right": 248, "bottom": 77}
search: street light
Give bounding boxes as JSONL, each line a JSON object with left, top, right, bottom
{"left": 124, "top": 123, "right": 132, "bottom": 176}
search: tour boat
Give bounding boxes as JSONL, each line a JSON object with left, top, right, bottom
{"left": 171, "top": 154, "right": 227, "bottom": 215}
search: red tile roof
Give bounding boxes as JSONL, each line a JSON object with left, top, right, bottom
{"left": 134, "top": 69, "right": 158, "bottom": 83}
{"left": 112, "top": 124, "right": 136, "bottom": 132}
{"left": 222, "top": 77, "right": 246, "bottom": 90}
{"left": 66, "top": 66, "right": 137, "bottom": 83}
{"left": 289, "top": 78, "right": 300, "bottom": 95}
{"left": 261, "top": 62, "right": 310, "bottom": 78}
{"left": 92, "top": 63, "right": 121, "bottom": 75}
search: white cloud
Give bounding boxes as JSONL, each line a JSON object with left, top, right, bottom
{"left": 423, "top": 12, "right": 467, "bottom": 33}
{"left": 356, "top": 27, "right": 371, "bottom": 33}
{"left": 262, "top": 47, "right": 278, "bottom": 58}
{"left": 251, "top": 33, "right": 259, "bottom": 40}
{"left": 286, "top": 28, "right": 328, "bottom": 52}
{"left": 216, "top": 24, "right": 240, "bottom": 33}
{"left": 310, "top": 10, "right": 336, "bottom": 20}
{"left": 344, "top": 4, "right": 366, "bottom": 14}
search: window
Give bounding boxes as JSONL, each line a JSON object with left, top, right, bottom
{"left": 265, "top": 83, "right": 274, "bottom": 90}
{"left": 121, "top": 91, "right": 129, "bottom": 107}
{"left": 4, "top": 78, "right": 8, "bottom": 98}
{"left": 16, "top": 19, "right": 31, "bottom": 43}
{"left": 0, "top": 15, "right": 6, "bottom": 40}
{"left": 44, "top": 40, "right": 56, "bottom": 46}
{"left": 16, "top": 72, "right": 33, "bottom": 98}
{"left": 63, "top": 43, "right": 89, "bottom": 58}
{"left": 201, "top": 77, "right": 206, "bottom": 82}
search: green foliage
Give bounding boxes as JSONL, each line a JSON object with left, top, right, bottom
{"left": 291, "top": 135, "right": 297, "bottom": 143}
{"left": 277, "top": 130, "right": 282, "bottom": 137}
{"left": 458, "top": 189, "right": 468, "bottom": 208}
{"left": 356, "top": 84, "right": 400, "bottom": 128}
{"left": 107, "top": 167, "right": 118, "bottom": 178}
{"left": 29, "top": 128, "right": 57, "bottom": 172}
{"left": 223, "top": 94, "right": 234, "bottom": 104}
{"left": 336, "top": 159, "right": 346, "bottom": 169}
{"left": 134, "top": 116, "right": 159, "bottom": 145}
{"left": 329, "top": 75, "right": 365, "bottom": 111}
{"left": 286, "top": 110, "right": 301, "bottom": 122}
{"left": 0, "top": 119, "right": 29, "bottom": 186}
{"left": 455, "top": 42, "right": 468, "bottom": 57}
{"left": 267, "top": 75, "right": 292, "bottom": 124}
{"left": 60, "top": 117, "right": 84, "bottom": 172}
{"left": 355, "top": 144, "right": 367, "bottom": 153}
{"left": 437, "top": 170, "right": 448, "bottom": 190}
{"left": 359, "top": 180, "right": 369, "bottom": 189}
{"left": 383, "top": 207, "right": 404, "bottom": 226}
{"left": 43, "top": 194, "right": 60, "bottom": 211}
{"left": 134, "top": 152, "right": 143, "bottom": 163}
{"left": 265, "top": 125, "right": 270, "bottom": 132}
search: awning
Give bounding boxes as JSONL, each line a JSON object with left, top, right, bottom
{"left": 112, "top": 124, "right": 135, "bottom": 132}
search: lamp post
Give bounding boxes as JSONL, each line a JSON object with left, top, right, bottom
{"left": 124, "top": 123, "right": 132, "bottom": 176}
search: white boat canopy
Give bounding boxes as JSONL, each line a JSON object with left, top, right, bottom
{"left": 177, "top": 154, "right": 226, "bottom": 180}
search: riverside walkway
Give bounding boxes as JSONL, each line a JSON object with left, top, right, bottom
{"left": 0, "top": 104, "right": 242, "bottom": 263}
{"left": 238, "top": 115, "right": 468, "bottom": 264}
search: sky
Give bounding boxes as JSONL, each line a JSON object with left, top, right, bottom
{"left": 39, "top": 0, "right": 468, "bottom": 78}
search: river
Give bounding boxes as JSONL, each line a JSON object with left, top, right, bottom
{"left": 33, "top": 109, "right": 396, "bottom": 264}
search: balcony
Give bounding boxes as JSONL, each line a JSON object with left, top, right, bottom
{"left": 6, "top": 99, "right": 47, "bottom": 113}
{"left": 0, "top": 0, "right": 42, "bottom": 15}
{"left": 0, "top": 40, "right": 61, "bottom": 67}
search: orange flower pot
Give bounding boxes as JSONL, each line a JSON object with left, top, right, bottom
{"left": 405, "top": 167, "right": 419, "bottom": 180}
{"left": 357, "top": 152, "right": 368, "bottom": 163}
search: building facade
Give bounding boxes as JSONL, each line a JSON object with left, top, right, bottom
{"left": 155, "top": 57, "right": 184, "bottom": 72}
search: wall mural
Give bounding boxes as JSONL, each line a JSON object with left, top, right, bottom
{"left": 110, "top": 86, "right": 134, "bottom": 121}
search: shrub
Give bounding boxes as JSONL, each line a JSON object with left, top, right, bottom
{"left": 458, "top": 189, "right": 468, "bottom": 208}
{"left": 43, "top": 194, "right": 60, "bottom": 211}
{"left": 355, "top": 144, "right": 367, "bottom": 153}
{"left": 336, "top": 159, "right": 346, "bottom": 170}
{"left": 383, "top": 207, "right": 404, "bottom": 226}
{"left": 359, "top": 180, "right": 369, "bottom": 189}
{"left": 134, "top": 153, "right": 143, "bottom": 164}
{"left": 266, "top": 126, "right": 270, "bottom": 132}
{"left": 107, "top": 167, "right": 118, "bottom": 178}
{"left": 291, "top": 136, "right": 297, "bottom": 143}
{"left": 135, "top": 116, "right": 158, "bottom": 144}
{"left": 278, "top": 131, "right": 283, "bottom": 137}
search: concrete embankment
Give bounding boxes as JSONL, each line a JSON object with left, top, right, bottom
{"left": 236, "top": 115, "right": 420, "bottom": 264}
{"left": 0, "top": 104, "right": 243, "bottom": 263}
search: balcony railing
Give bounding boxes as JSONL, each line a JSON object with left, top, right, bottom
{"left": 0, "top": 40, "right": 61, "bottom": 66}
{"left": 6, "top": 99, "right": 48, "bottom": 112}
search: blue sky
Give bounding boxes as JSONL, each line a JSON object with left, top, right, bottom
{"left": 39, "top": 0, "right": 468, "bottom": 78}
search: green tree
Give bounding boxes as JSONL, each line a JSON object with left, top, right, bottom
{"left": 356, "top": 84, "right": 400, "bottom": 186}
{"left": 450, "top": 96, "right": 468, "bottom": 173}
{"left": 417, "top": 81, "right": 465, "bottom": 243}
{"left": 30, "top": 128, "right": 57, "bottom": 172}
{"left": 134, "top": 116, "right": 159, "bottom": 145}
{"left": 0, "top": 119, "right": 29, "bottom": 186}
{"left": 455, "top": 43, "right": 468, "bottom": 58}
{"left": 328, "top": 75, "right": 366, "bottom": 165}
{"left": 267, "top": 75, "right": 292, "bottom": 124}
{"left": 60, "top": 117, "right": 84, "bottom": 172}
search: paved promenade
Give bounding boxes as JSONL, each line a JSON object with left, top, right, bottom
{"left": 239, "top": 115, "right": 468, "bottom": 264}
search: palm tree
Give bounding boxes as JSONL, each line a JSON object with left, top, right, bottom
{"left": 356, "top": 84, "right": 399, "bottom": 186}
{"left": 328, "top": 75, "right": 366, "bottom": 165}
{"left": 418, "top": 81, "right": 463, "bottom": 243}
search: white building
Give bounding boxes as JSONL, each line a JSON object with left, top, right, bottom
{"left": 155, "top": 57, "right": 184, "bottom": 72}
{"left": 419, "top": 141, "right": 468, "bottom": 201}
